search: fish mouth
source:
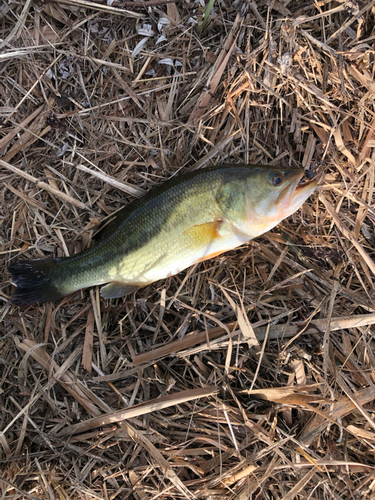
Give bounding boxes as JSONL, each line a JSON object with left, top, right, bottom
{"left": 293, "top": 176, "right": 318, "bottom": 203}
{"left": 278, "top": 171, "right": 317, "bottom": 215}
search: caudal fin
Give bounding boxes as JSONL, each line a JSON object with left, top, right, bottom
{"left": 9, "top": 259, "right": 64, "bottom": 306}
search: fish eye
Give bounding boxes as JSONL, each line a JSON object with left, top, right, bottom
{"left": 269, "top": 172, "right": 284, "bottom": 187}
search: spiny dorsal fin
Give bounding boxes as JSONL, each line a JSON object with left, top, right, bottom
{"left": 93, "top": 204, "right": 132, "bottom": 242}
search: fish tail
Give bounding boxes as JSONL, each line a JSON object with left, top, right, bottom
{"left": 9, "top": 258, "right": 65, "bottom": 306}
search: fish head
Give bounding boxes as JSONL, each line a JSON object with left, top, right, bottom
{"left": 217, "top": 166, "right": 317, "bottom": 238}
{"left": 241, "top": 166, "right": 317, "bottom": 236}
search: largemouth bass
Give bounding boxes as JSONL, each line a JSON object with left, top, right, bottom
{"left": 9, "top": 165, "right": 316, "bottom": 305}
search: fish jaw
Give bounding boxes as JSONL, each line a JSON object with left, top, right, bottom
{"left": 277, "top": 176, "right": 317, "bottom": 220}
{"left": 276, "top": 171, "right": 304, "bottom": 210}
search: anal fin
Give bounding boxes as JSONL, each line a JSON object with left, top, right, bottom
{"left": 100, "top": 282, "right": 140, "bottom": 299}
{"left": 195, "top": 250, "right": 225, "bottom": 263}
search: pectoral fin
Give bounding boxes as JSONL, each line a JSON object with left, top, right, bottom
{"left": 100, "top": 282, "right": 140, "bottom": 299}
{"left": 183, "top": 220, "right": 222, "bottom": 247}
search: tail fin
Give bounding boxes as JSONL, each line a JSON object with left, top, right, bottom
{"left": 9, "top": 259, "right": 64, "bottom": 306}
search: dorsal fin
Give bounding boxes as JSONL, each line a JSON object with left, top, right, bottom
{"left": 93, "top": 204, "right": 134, "bottom": 242}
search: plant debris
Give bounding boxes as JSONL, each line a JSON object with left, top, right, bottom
{"left": 1, "top": 0, "right": 375, "bottom": 498}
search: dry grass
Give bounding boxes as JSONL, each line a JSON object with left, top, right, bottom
{"left": 1, "top": 0, "right": 375, "bottom": 498}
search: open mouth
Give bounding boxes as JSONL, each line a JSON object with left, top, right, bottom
{"left": 277, "top": 171, "right": 317, "bottom": 215}
{"left": 295, "top": 176, "right": 318, "bottom": 194}
{"left": 290, "top": 174, "right": 318, "bottom": 208}
{"left": 296, "top": 176, "right": 317, "bottom": 190}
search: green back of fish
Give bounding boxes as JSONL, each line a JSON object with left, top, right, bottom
{"left": 93, "top": 165, "right": 250, "bottom": 242}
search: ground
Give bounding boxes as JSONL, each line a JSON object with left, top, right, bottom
{"left": 1, "top": 0, "right": 375, "bottom": 498}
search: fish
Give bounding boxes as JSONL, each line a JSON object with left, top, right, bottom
{"left": 9, "top": 164, "right": 317, "bottom": 306}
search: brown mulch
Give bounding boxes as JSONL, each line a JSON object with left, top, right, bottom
{"left": 1, "top": 0, "right": 375, "bottom": 498}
